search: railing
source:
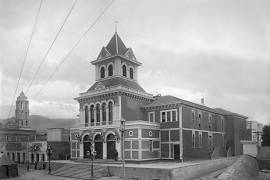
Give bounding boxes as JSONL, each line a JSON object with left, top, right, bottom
{"left": 80, "top": 120, "right": 119, "bottom": 128}
{"left": 79, "top": 85, "right": 153, "bottom": 98}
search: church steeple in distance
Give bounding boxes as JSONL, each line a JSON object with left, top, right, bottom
{"left": 15, "top": 91, "right": 30, "bottom": 129}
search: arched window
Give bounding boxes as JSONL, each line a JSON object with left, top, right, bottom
{"left": 108, "top": 64, "right": 113, "bottom": 76}
{"left": 122, "top": 65, "right": 127, "bottom": 77}
{"left": 108, "top": 101, "right": 113, "bottom": 123}
{"left": 90, "top": 105, "right": 94, "bottom": 123}
{"left": 102, "top": 103, "right": 106, "bottom": 123}
{"left": 85, "top": 106, "right": 89, "bottom": 125}
{"left": 96, "top": 104, "right": 100, "bottom": 123}
{"left": 130, "top": 67, "right": 134, "bottom": 79}
{"left": 100, "top": 67, "right": 105, "bottom": 78}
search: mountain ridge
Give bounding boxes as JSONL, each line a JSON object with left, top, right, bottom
{"left": 0, "top": 115, "right": 78, "bottom": 130}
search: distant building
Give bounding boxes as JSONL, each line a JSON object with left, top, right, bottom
{"left": 246, "top": 120, "right": 263, "bottom": 145}
{"left": 0, "top": 92, "right": 70, "bottom": 163}
{"left": 47, "top": 128, "right": 70, "bottom": 160}
{"left": 70, "top": 32, "right": 250, "bottom": 161}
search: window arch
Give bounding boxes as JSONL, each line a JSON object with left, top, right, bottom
{"left": 102, "top": 102, "right": 106, "bottom": 123}
{"left": 90, "top": 105, "right": 94, "bottom": 123}
{"left": 108, "top": 64, "right": 113, "bottom": 76}
{"left": 108, "top": 101, "right": 113, "bottom": 123}
{"left": 130, "top": 67, "right": 134, "bottom": 79}
{"left": 84, "top": 106, "right": 89, "bottom": 125}
{"left": 100, "top": 66, "right": 105, "bottom": 78}
{"left": 122, "top": 65, "right": 127, "bottom": 77}
{"left": 96, "top": 104, "right": 100, "bottom": 124}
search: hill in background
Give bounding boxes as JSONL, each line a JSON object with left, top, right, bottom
{"left": 0, "top": 115, "right": 78, "bottom": 130}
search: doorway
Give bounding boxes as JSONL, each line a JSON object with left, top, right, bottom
{"left": 174, "top": 144, "right": 180, "bottom": 160}
{"left": 83, "top": 135, "right": 92, "bottom": 159}
{"left": 106, "top": 134, "right": 116, "bottom": 159}
{"left": 94, "top": 134, "right": 103, "bottom": 159}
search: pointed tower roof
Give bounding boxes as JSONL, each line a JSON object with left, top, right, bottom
{"left": 106, "top": 32, "right": 128, "bottom": 56}
{"left": 92, "top": 32, "right": 141, "bottom": 66}
{"left": 17, "top": 91, "right": 27, "bottom": 100}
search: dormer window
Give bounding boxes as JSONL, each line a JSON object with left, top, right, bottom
{"left": 130, "top": 67, "right": 134, "bottom": 79}
{"left": 100, "top": 67, "right": 105, "bottom": 78}
{"left": 122, "top": 65, "right": 127, "bottom": 77}
{"left": 108, "top": 64, "right": 113, "bottom": 76}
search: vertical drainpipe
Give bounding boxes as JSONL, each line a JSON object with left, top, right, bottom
{"left": 179, "top": 105, "right": 183, "bottom": 161}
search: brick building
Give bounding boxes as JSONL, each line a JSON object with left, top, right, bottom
{"left": 70, "top": 32, "right": 249, "bottom": 161}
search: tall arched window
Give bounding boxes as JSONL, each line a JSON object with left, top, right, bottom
{"left": 96, "top": 104, "right": 100, "bottom": 123}
{"left": 100, "top": 67, "right": 105, "bottom": 78}
{"left": 130, "top": 67, "right": 134, "bottom": 79}
{"left": 85, "top": 106, "right": 89, "bottom": 125}
{"left": 90, "top": 105, "right": 94, "bottom": 124}
{"left": 108, "top": 101, "right": 113, "bottom": 123}
{"left": 122, "top": 65, "right": 127, "bottom": 77}
{"left": 108, "top": 64, "right": 113, "bottom": 76}
{"left": 102, "top": 103, "right": 106, "bottom": 123}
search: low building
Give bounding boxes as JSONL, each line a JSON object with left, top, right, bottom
{"left": 47, "top": 128, "right": 70, "bottom": 160}
{"left": 246, "top": 120, "right": 263, "bottom": 145}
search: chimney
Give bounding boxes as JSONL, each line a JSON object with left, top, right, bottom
{"left": 201, "top": 97, "right": 205, "bottom": 105}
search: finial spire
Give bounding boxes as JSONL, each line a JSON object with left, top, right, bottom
{"left": 115, "top": 20, "right": 118, "bottom": 33}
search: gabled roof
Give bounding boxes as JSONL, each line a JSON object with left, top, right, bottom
{"left": 106, "top": 32, "right": 128, "bottom": 55}
{"left": 93, "top": 33, "right": 139, "bottom": 64}
{"left": 213, "top": 108, "right": 248, "bottom": 118}
{"left": 144, "top": 95, "right": 247, "bottom": 117}
{"left": 87, "top": 77, "right": 146, "bottom": 93}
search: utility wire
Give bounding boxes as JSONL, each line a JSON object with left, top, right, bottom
{"left": 6, "top": 0, "right": 43, "bottom": 120}
{"left": 33, "top": 0, "right": 115, "bottom": 99}
{"left": 25, "top": 0, "right": 78, "bottom": 94}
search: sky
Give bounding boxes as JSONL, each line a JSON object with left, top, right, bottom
{"left": 0, "top": 0, "right": 269, "bottom": 125}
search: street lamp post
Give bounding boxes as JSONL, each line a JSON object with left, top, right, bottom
{"left": 46, "top": 144, "right": 52, "bottom": 174}
{"left": 87, "top": 146, "right": 96, "bottom": 180}
{"left": 27, "top": 136, "right": 30, "bottom": 171}
{"left": 120, "top": 118, "right": 126, "bottom": 178}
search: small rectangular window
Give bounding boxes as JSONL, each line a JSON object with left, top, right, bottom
{"left": 161, "top": 112, "right": 166, "bottom": 122}
{"left": 172, "top": 110, "right": 177, "bottom": 122}
{"left": 149, "top": 140, "right": 153, "bottom": 152}
{"left": 198, "top": 111, "right": 202, "bottom": 128}
{"left": 208, "top": 132, "right": 213, "bottom": 150}
{"left": 167, "top": 111, "right": 171, "bottom": 122}
{"left": 192, "top": 131, "right": 195, "bottom": 148}
{"left": 209, "top": 114, "right": 212, "bottom": 131}
{"left": 199, "top": 132, "right": 202, "bottom": 148}
{"left": 148, "top": 112, "right": 155, "bottom": 122}
{"left": 192, "top": 110, "right": 195, "bottom": 126}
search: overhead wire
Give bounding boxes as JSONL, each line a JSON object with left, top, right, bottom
{"left": 25, "top": 0, "right": 78, "bottom": 94}
{"left": 32, "top": 0, "right": 115, "bottom": 99}
{"left": 6, "top": 0, "right": 43, "bottom": 120}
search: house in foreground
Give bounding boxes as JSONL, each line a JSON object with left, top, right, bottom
{"left": 70, "top": 32, "right": 250, "bottom": 161}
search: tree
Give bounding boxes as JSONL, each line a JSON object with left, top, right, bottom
{"left": 262, "top": 125, "right": 270, "bottom": 146}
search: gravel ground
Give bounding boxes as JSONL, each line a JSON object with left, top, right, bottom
{"left": 259, "top": 170, "right": 270, "bottom": 180}
{"left": 8, "top": 167, "right": 132, "bottom": 180}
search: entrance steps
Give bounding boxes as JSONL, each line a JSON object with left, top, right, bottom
{"left": 73, "top": 159, "right": 122, "bottom": 164}
{"left": 51, "top": 163, "right": 109, "bottom": 179}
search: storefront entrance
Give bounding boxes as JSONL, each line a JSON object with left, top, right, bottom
{"left": 106, "top": 134, "right": 116, "bottom": 159}
{"left": 94, "top": 134, "right": 103, "bottom": 159}
{"left": 83, "top": 135, "right": 91, "bottom": 159}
